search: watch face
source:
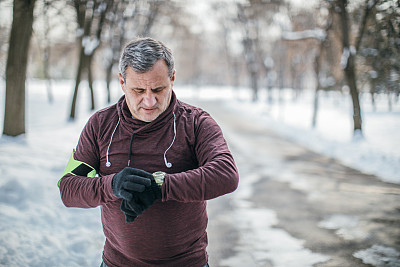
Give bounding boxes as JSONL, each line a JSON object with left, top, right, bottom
{"left": 153, "top": 171, "right": 166, "bottom": 186}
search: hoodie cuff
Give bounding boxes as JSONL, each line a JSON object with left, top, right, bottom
{"left": 161, "top": 174, "right": 169, "bottom": 202}
{"left": 102, "top": 174, "right": 119, "bottom": 202}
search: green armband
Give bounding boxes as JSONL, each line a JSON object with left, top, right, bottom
{"left": 57, "top": 149, "right": 97, "bottom": 187}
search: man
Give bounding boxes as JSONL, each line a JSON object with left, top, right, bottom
{"left": 58, "top": 37, "right": 239, "bottom": 267}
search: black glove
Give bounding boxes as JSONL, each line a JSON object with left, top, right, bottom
{"left": 134, "top": 177, "right": 162, "bottom": 207}
{"left": 121, "top": 180, "right": 162, "bottom": 223}
{"left": 112, "top": 167, "right": 152, "bottom": 201}
{"left": 120, "top": 199, "right": 144, "bottom": 223}
{"left": 113, "top": 167, "right": 162, "bottom": 223}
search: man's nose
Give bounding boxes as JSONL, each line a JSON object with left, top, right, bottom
{"left": 142, "top": 91, "right": 156, "bottom": 107}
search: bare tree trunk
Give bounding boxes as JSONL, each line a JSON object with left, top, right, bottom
{"left": 250, "top": 71, "right": 258, "bottom": 102}
{"left": 43, "top": 0, "right": 52, "bottom": 103}
{"left": 88, "top": 54, "right": 95, "bottom": 110}
{"left": 337, "top": 0, "right": 362, "bottom": 135}
{"left": 70, "top": 0, "right": 88, "bottom": 120}
{"left": 87, "top": 0, "right": 109, "bottom": 109}
{"left": 388, "top": 92, "right": 392, "bottom": 112}
{"left": 278, "top": 41, "right": 285, "bottom": 103}
{"left": 312, "top": 51, "right": 321, "bottom": 128}
{"left": 369, "top": 74, "right": 377, "bottom": 111}
{"left": 312, "top": 89, "right": 319, "bottom": 128}
{"left": 141, "top": 1, "right": 161, "bottom": 36}
{"left": 312, "top": 5, "right": 333, "bottom": 128}
{"left": 3, "top": 0, "right": 36, "bottom": 136}
{"left": 105, "top": 1, "right": 128, "bottom": 103}
{"left": 359, "top": 0, "right": 379, "bottom": 113}
{"left": 355, "top": 0, "right": 379, "bottom": 52}
{"left": 70, "top": 0, "right": 111, "bottom": 119}
{"left": 70, "top": 47, "right": 85, "bottom": 119}
{"left": 44, "top": 47, "right": 53, "bottom": 103}
{"left": 243, "top": 39, "right": 259, "bottom": 102}
{"left": 105, "top": 62, "right": 113, "bottom": 103}
{"left": 237, "top": 4, "right": 259, "bottom": 102}
{"left": 267, "top": 82, "right": 273, "bottom": 104}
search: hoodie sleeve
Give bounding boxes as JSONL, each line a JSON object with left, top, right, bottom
{"left": 163, "top": 111, "right": 239, "bottom": 202}
{"left": 59, "top": 114, "right": 118, "bottom": 208}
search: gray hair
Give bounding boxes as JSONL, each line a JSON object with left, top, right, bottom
{"left": 119, "top": 37, "right": 175, "bottom": 80}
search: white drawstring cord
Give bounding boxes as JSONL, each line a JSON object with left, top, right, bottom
{"left": 106, "top": 118, "right": 120, "bottom": 167}
{"left": 163, "top": 112, "right": 176, "bottom": 168}
{"left": 106, "top": 113, "right": 176, "bottom": 168}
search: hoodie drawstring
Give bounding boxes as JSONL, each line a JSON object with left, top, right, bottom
{"left": 164, "top": 112, "right": 176, "bottom": 168}
{"left": 106, "top": 118, "right": 120, "bottom": 167}
{"left": 106, "top": 112, "right": 177, "bottom": 169}
{"left": 128, "top": 133, "right": 135, "bottom": 166}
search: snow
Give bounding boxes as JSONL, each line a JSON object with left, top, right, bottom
{"left": 0, "top": 80, "right": 104, "bottom": 266}
{"left": 0, "top": 80, "right": 399, "bottom": 266}
{"left": 82, "top": 36, "right": 100, "bottom": 56}
{"left": 182, "top": 85, "right": 400, "bottom": 184}
{"left": 281, "top": 29, "right": 327, "bottom": 41}
{"left": 318, "top": 214, "right": 369, "bottom": 241}
{"left": 274, "top": 92, "right": 396, "bottom": 182}
{"left": 354, "top": 245, "right": 400, "bottom": 267}
{"left": 340, "top": 47, "right": 350, "bottom": 69}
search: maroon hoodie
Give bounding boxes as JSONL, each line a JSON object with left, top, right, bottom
{"left": 59, "top": 91, "right": 239, "bottom": 267}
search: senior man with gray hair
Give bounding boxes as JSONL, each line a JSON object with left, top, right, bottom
{"left": 58, "top": 37, "right": 239, "bottom": 267}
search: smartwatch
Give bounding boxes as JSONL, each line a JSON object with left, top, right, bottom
{"left": 152, "top": 171, "right": 166, "bottom": 187}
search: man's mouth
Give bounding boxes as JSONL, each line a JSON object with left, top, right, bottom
{"left": 142, "top": 107, "right": 157, "bottom": 113}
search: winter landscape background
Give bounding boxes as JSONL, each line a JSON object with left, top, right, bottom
{"left": 1, "top": 0, "right": 399, "bottom": 266}
{"left": 0, "top": 80, "right": 399, "bottom": 266}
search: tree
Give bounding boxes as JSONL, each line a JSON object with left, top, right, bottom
{"left": 333, "top": 0, "right": 380, "bottom": 135}
{"left": 41, "top": 0, "right": 53, "bottom": 103}
{"left": 282, "top": 3, "right": 336, "bottom": 128}
{"left": 103, "top": 0, "right": 129, "bottom": 103}
{"left": 69, "top": 0, "right": 112, "bottom": 119}
{"left": 103, "top": 0, "right": 164, "bottom": 103}
{"left": 358, "top": 0, "right": 399, "bottom": 111}
{"left": 281, "top": 0, "right": 381, "bottom": 134}
{"left": 235, "top": 0, "right": 282, "bottom": 102}
{"left": 3, "top": 0, "right": 36, "bottom": 136}
{"left": 336, "top": 0, "right": 362, "bottom": 134}
{"left": 311, "top": 6, "right": 334, "bottom": 128}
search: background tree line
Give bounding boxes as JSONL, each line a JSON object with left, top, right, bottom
{"left": 1, "top": 0, "right": 399, "bottom": 136}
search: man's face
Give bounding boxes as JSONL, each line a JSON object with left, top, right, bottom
{"left": 119, "top": 60, "right": 175, "bottom": 122}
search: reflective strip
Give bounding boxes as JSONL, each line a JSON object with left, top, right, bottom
{"left": 57, "top": 149, "right": 97, "bottom": 187}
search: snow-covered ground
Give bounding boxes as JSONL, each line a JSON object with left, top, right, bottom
{"left": 0, "top": 80, "right": 106, "bottom": 266}
{"left": 0, "top": 80, "right": 399, "bottom": 266}
{"left": 184, "top": 85, "right": 400, "bottom": 185}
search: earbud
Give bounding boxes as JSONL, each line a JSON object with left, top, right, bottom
{"left": 166, "top": 162, "right": 172, "bottom": 168}
{"left": 106, "top": 162, "right": 111, "bottom": 167}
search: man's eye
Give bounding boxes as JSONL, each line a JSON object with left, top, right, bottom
{"left": 134, "top": 89, "right": 145, "bottom": 94}
{"left": 152, "top": 88, "right": 164, "bottom": 93}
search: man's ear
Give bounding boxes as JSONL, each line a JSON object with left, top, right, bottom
{"left": 118, "top": 73, "right": 125, "bottom": 92}
{"left": 171, "top": 70, "right": 176, "bottom": 84}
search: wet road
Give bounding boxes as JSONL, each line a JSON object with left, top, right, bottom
{"left": 193, "top": 99, "right": 400, "bottom": 267}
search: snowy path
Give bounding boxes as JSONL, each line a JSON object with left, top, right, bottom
{"left": 196, "top": 99, "right": 400, "bottom": 267}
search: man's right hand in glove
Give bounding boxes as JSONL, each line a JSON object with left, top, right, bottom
{"left": 112, "top": 167, "right": 162, "bottom": 223}
{"left": 120, "top": 199, "right": 144, "bottom": 223}
{"left": 120, "top": 174, "right": 162, "bottom": 222}
{"left": 112, "top": 167, "right": 152, "bottom": 201}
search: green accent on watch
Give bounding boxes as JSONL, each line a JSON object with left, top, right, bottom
{"left": 153, "top": 171, "right": 166, "bottom": 187}
{"left": 57, "top": 149, "right": 97, "bottom": 187}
